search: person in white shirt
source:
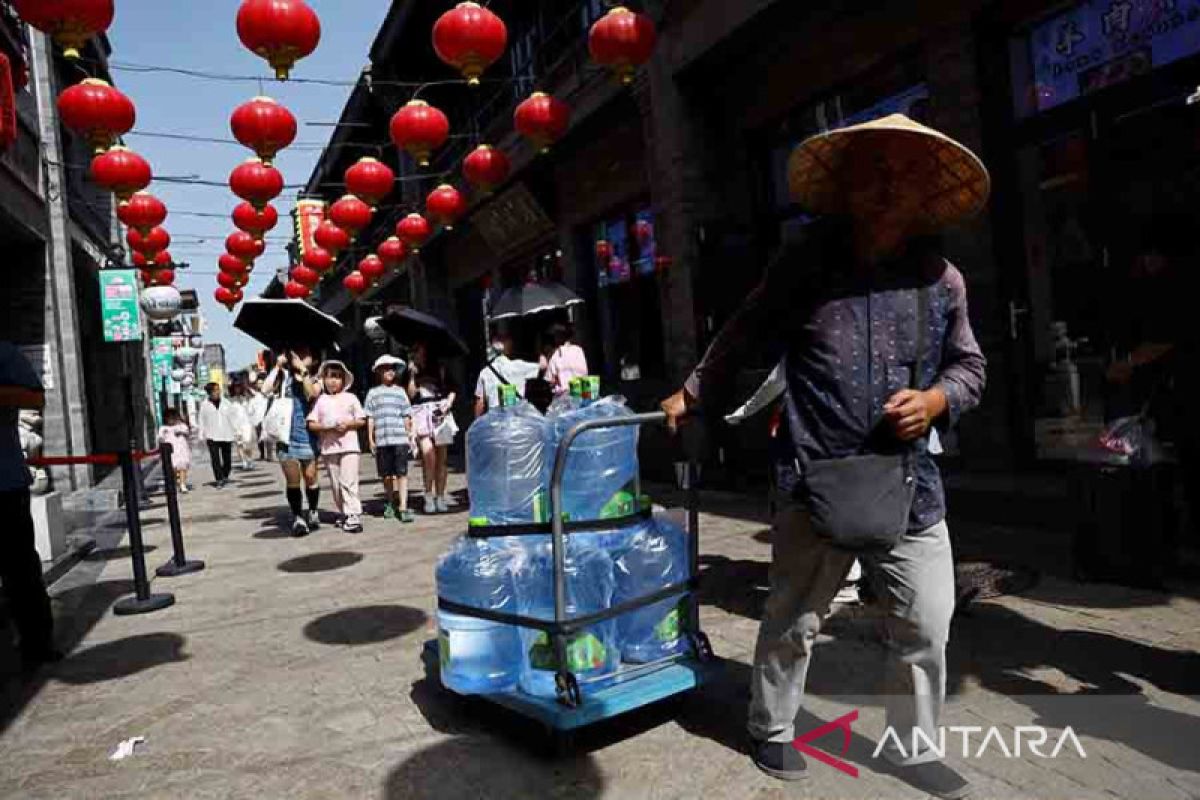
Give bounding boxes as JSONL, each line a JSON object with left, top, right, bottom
{"left": 247, "top": 377, "right": 270, "bottom": 461}
{"left": 197, "top": 382, "right": 237, "bottom": 488}
{"left": 228, "top": 381, "right": 258, "bottom": 471}
{"left": 473, "top": 333, "right": 541, "bottom": 417}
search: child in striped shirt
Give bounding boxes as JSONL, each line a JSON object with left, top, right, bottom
{"left": 365, "top": 355, "right": 414, "bottom": 523}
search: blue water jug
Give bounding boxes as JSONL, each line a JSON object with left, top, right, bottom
{"left": 514, "top": 543, "right": 618, "bottom": 698}
{"left": 550, "top": 396, "right": 638, "bottom": 523}
{"left": 467, "top": 390, "right": 550, "bottom": 526}
{"left": 613, "top": 517, "right": 690, "bottom": 663}
{"left": 435, "top": 537, "right": 527, "bottom": 694}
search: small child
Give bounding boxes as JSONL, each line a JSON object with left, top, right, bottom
{"left": 365, "top": 355, "right": 415, "bottom": 523}
{"left": 157, "top": 409, "right": 193, "bottom": 493}
{"left": 307, "top": 361, "right": 367, "bottom": 533}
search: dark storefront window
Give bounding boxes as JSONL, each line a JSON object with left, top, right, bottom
{"left": 584, "top": 206, "right": 665, "bottom": 381}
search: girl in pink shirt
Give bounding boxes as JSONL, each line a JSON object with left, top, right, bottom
{"left": 307, "top": 361, "right": 367, "bottom": 533}
{"left": 545, "top": 323, "right": 588, "bottom": 396}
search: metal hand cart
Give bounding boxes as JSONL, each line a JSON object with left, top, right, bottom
{"left": 423, "top": 411, "right": 714, "bottom": 748}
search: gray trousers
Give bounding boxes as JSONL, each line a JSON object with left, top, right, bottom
{"left": 748, "top": 504, "right": 955, "bottom": 766}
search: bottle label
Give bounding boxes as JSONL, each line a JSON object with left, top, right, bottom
{"left": 438, "top": 628, "right": 451, "bottom": 671}
{"left": 598, "top": 482, "right": 638, "bottom": 519}
{"left": 528, "top": 631, "right": 607, "bottom": 673}
{"left": 654, "top": 598, "right": 688, "bottom": 643}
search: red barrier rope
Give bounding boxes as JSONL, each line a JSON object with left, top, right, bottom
{"left": 28, "top": 449, "right": 161, "bottom": 468}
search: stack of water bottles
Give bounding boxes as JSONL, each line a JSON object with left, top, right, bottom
{"left": 436, "top": 378, "right": 691, "bottom": 698}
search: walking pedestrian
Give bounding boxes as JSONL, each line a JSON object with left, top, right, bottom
{"left": 408, "top": 341, "right": 458, "bottom": 514}
{"left": 264, "top": 348, "right": 323, "bottom": 537}
{"left": 228, "top": 381, "right": 257, "bottom": 471}
{"left": 365, "top": 355, "right": 415, "bottom": 523}
{"left": 473, "top": 332, "right": 539, "bottom": 417}
{"left": 308, "top": 361, "right": 366, "bottom": 534}
{"left": 544, "top": 322, "right": 588, "bottom": 397}
{"left": 157, "top": 408, "right": 193, "bottom": 493}
{"left": 661, "top": 114, "right": 988, "bottom": 798}
{"left": 0, "top": 342, "right": 60, "bottom": 670}
{"left": 197, "top": 382, "right": 236, "bottom": 488}
{"left": 248, "top": 377, "right": 271, "bottom": 462}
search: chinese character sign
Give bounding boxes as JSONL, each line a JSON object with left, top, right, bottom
{"left": 100, "top": 270, "right": 143, "bottom": 343}
{"left": 1028, "top": 0, "right": 1200, "bottom": 113}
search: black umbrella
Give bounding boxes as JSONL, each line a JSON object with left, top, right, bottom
{"left": 234, "top": 299, "right": 344, "bottom": 351}
{"left": 379, "top": 307, "right": 469, "bottom": 357}
{"left": 489, "top": 281, "right": 583, "bottom": 320}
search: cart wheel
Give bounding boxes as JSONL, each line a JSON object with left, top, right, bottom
{"left": 688, "top": 631, "right": 715, "bottom": 662}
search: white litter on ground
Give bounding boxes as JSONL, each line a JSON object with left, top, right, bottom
{"left": 108, "top": 737, "right": 145, "bottom": 762}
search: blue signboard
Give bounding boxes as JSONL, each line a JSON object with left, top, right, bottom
{"left": 1025, "top": 0, "right": 1200, "bottom": 113}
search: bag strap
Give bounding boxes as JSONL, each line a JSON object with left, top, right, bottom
{"left": 484, "top": 356, "right": 524, "bottom": 401}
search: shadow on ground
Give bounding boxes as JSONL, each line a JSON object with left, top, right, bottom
{"left": 303, "top": 605, "right": 426, "bottom": 646}
{"left": 84, "top": 545, "right": 158, "bottom": 562}
{"left": 51, "top": 632, "right": 188, "bottom": 684}
{"left": 239, "top": 490, "right": 282, "bottom": 500}
{"left": 278, "top": 552, "right": 364, "bottom": 574}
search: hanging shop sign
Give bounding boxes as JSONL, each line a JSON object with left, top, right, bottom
{"left": 151, "top": 337, "right": 174, "bottom": 392}
{"left": 1024, "top": 0, "right": 1200, "bottom": 114}
{"left": 294, "top": 198, "right": 326, "bottom": 259}
{"left": 100, "top": 269, "right": 143, "bottom": 342}
{"left": 471, "top": 182, "right": 555, "bottom": 260}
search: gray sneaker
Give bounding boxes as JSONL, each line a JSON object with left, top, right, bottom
{"left": 306, "top": 510, "right": 321, "bottom": 531}
{"left": 291, "top": 516, "right": 310, "bottom": 538}
{"left": 750, "top": 739, "right": 809, "bottom": 782}
{"left": 343, "top": 515, "right": 363, "bottom": 534}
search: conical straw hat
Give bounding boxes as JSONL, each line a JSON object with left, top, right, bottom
{"left": 788, "top": 114, "right": 990, "bottom": 232}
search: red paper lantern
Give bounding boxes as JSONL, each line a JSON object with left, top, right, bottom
{"left": 291, "top": 265, "right": 320, "bottom": 287}
{"left": 462, "top": 144, "right": 510, "bottom": 192}
{"left": 57, "top": 78, "right": 135, "bottom": 152}
{"left": 595, "top": 240, "right": 613, "bottom": 262}
{"left": 635, "top": 218, "right": 654, "bottom": 244}
{"left": 117, "top": 192, "right": 167, "bottom": 237}
{"left": 226, "top": 230, "right": 263, "bottom": 262}
{"left": 153, "top": 251, "right": 173, "bottom": 268}
{"left": 215, "top": 286, "right": 243, "bottom": 310}
{"left": 229, "top": 158, "right": 284, "bottom": 210}
{"left": 426, "top": 184, "right": 466, "bottom": 230}
{"left": 432, "top": 2, "right": 508, "bottom": 86}
{"left": 284, "top": 280, "right": 311, "bottom": 299}
{"left": 514, "top": 92, "right": 570, "bottom": 153}
{"left": 11, "top": 0, "right": 114, "bottom": 60}
{"left": 236, "top": 0, "right": 321, "bottom": 80}
{"left": 142, "top": 269, "right": 174, "bottom": 287}
{"left": 343, "top": 271, "right": 367, "bottom": 296}
{"left": 302, "top": 246, "right": 334, "bottom": 273}
{"left": 377, "top": 236, "right": 407, "bottom": 266}
{"left": 217, "top": 270, "right": 244, "bottom": 290}
{"left": 389, "top": 100, "right": 450, "bottom": 167}
{"left": 131, "top": 251, "right": 148, "bottom": 268}
{"left": 588, "top": 6, "right": 657, "bottom": 85}
{"left": 127, "top": 226, "right": 170, "bottom": 257}
{"left": 313, "top": 219, "right": 350, "bottom": 256}
{"left": 219, "top": 253, "right": 251, "bottom": 276}
{"left": 90, "top": 146, "right": 152, "bottom": 200}
{"left": 396, "top": 213, "right": 431, "bottom": 252}
{"left": 230, "top": 96, "right": 297, "bottom": 165}
{"left": 358, "top": 254, "right": 385, "bottom": 282}
{"left": 344, "top": 157, "right": 394, "bottom": 207}
{"left": 328, "top": 194, "right": 373, "bottom": 239}
{"left": 232, "top": 201, "right": 279, "bottom": 240}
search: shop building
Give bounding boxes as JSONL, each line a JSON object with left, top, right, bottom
{"left": 0, "top": 10, "right": 152, "bottom": 488}
{"left": 302, "top": 0, "right": 1195, "bottom": 488}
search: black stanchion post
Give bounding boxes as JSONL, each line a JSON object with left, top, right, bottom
{"left": 155, "top": 442, "right": 205, "bottom": 578}
{"left": 114, "top": 451, "right": 175, "bottom": 615}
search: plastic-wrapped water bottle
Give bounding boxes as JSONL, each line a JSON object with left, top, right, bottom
{"left": 551, "top": 379, "right": 639, "bottom": 523}
{"left": 514, "top": 543, "right": 618, "bottom": 698}
{"left": 613, "top": 517, "right": 690, "bottom": 663}
{"left": 436, "top": 536, "right": 527, "bottom": 694}
{"left": 467, "top": 385, "right": 551, "bottom": 526}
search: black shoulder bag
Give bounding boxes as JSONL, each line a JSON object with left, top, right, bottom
{"left": 797, "top": 285, "right": 929, "bottom": 552}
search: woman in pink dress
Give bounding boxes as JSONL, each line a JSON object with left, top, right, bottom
{"left": 544, "top": 322, "right": 588, "bottom": 396}
{"left": 157, "top": 409, "right": 193, "bottom": 493}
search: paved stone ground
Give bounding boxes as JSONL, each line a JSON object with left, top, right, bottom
{"left": 0, "top": 457, "right": 1198, "bottom": 799}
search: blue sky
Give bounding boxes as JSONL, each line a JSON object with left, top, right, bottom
{"left": 109, "top": 1, "right": 392, "bottom": 371}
